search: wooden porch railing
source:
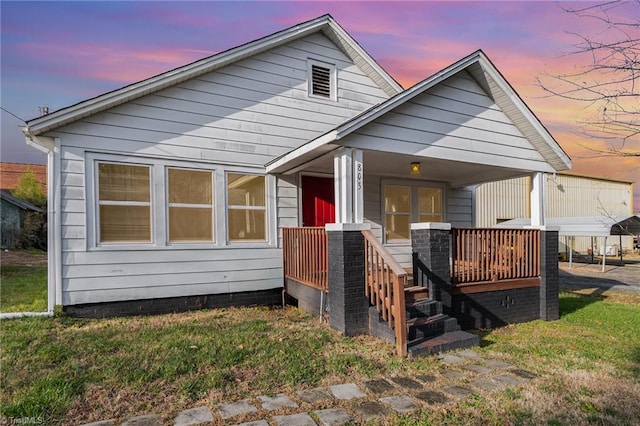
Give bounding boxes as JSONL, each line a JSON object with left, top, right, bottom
{"left": 362, "top": 230, "right": 408, "bottom": 357}
{"left": 452, "top": 228, "right": 540, "bottom": 284}
{"left": 283, "top": 227, "right": 328, "bottom": 292}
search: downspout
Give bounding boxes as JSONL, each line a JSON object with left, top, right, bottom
{"left": 23, "top": 127, "right": 59, "bottom": 314}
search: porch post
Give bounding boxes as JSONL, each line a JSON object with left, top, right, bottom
{"left": 539, "top": 226, "right": 560, "bottom": 321}
{"left": 411, "top": 222, "right": 452, "bottom": 313}
{"left": 333, "top": 147, "right": 364, "bottom": 223}
{"left": 325, "top": 223, "right": 370, "bottom": 336}
{"left": 530, "top": 172, "right": 546, "bottom": 227}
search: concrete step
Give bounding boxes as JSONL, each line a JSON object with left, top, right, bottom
{"left": 406, "top": 314, "right": 460, "bottom": 340}
{"left": 406, "top": 298, "right": 442, "bottom": 319}
{"left": 408, "top": 330, "right": 480, "bottom": 358}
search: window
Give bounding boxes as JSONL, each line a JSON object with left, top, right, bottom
{"left": 308, "top": 59, "right": 336, "bottom": 100}
{"left": 227, "top": 173, "right": 266, "bottom": 242}
{"left": 167, "top": 168, "right": 213, "bottom": 242}
{"left": 97, "top": 162, "right": 151, "bottom": 243}
{"left": 385, "top": 185, "right": 411, "bottom": 242}
{"left": 90, "top": 155, "right": 273, "bottom": 248}
{"left": 384, "top": 183, "right": 444, "bottom": 243}
{"left": 418, "top": 187, "right": 443, "bottom": 222}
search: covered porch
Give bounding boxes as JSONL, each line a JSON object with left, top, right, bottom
{"left": 267, "top": 51, "right": 571, "bottom": 356}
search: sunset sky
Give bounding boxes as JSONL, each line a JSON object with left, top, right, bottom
{"left": 1, "top": 1, "right": 638, "bottom": 210}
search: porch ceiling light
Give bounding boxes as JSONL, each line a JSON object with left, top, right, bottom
{"left": 410, "top": 162, "right": 421, "bottom": 174}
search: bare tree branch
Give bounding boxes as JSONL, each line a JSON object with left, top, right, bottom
{"left": 538, "top": 0, "right": 640, "bottom": 157}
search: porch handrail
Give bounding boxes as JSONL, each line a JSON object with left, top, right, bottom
{"left": 283, "top": 227, "right": 328, "bottom": 292}
{"left": 452, "top": 228, "right": 540, "bottom": 284}
{"left": 362, "top": 230, "right": 407, "bottom": 357}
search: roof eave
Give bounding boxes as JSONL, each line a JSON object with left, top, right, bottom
{"left": 27, "top": 16, "right": 333, "bottom": 136}
{"left": 26, "top": 15, "right": 403, "bottom": 137}
{"left": 473, "top": 53, "right": 572, "bottom": 172}
{"left": 333, "top": 50, "right": 484, "bottom": 139}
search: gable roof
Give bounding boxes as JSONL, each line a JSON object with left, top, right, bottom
{"left": 0, "top": 163, "right": 47, "bottom": 192}
{"left": 0, "top": 190, "right": 43, "bottom": 212}
{"left": 24, "top": 14, "right": 402, "bottom": 138}
{"left": 266, "top": 50, "right": 572, "bottom": 174}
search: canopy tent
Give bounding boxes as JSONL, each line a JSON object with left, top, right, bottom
{"left": 495, "top": 215, "right": 640, "bottom": 270}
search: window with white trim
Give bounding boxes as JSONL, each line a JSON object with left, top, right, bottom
{"left": 91, "top": 155, "right": 274, "bottom": 248}
{"left": 227, "top": 173, "right": 266, "bottom": 242}
{"left": 308, "top": 59, "right": 336, "bottom": 100}
{"left": 167, "top": 168, "right": 214, "bottom": 242}
{"left": 97, "top": 162, "right": 152, "bottom": 243}
{"left": 383, "top": 182, "right": 445, "bottom": 243}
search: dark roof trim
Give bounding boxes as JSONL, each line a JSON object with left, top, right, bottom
{"left": 0, "top": 190, "right": 43, "bottom": 212}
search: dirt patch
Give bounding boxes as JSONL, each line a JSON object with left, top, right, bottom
{"left": 0, "top": 250, "right": 47, "bottom": 267}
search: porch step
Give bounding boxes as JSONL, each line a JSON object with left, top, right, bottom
{"left": 404, "top": 285, "right": 428, "bottom": 302}
{"left": 406, "top": 313, "right": 460, "bottom": 340}
{"left": 408, "top": 330, "right": 480, "bottom": 358}
{"left": 405, "top": 297, "right": 479, "bottom": 357}
{"left": 406, "top": 298, "right": 441, "bottom": 319}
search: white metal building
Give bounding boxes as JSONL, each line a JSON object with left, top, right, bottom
{"left": 475, "top": 172, "right": 635, "bottom": 253}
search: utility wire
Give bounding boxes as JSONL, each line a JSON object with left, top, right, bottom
{"left": 0, "top": 107, "right": 27, "bottom": 124}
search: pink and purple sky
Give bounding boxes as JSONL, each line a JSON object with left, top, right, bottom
{"left": 1, "top": 1, "right": 638, "bottom": 210}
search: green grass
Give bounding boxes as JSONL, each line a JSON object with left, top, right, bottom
{"left": 0, "top": 307, "right": 403, "bottom": 424}
{"left": 0, "top": 265, "right": 47, "bottom": 312}
{"left": 480, "top": 291, "right": 640, "bottom": 374}
{"left": 1, "top": 289, "right": 639, "bottom": 425}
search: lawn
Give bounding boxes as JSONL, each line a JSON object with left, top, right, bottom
{"left": 1, "top": 268, "right": 639, "bottom": 424}
{"left": 0, "top": 265, "right": 47, "bottom": 313}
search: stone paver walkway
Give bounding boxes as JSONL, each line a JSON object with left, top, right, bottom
{"left": 80, "top": 350, "right": 539, "bottom": 426}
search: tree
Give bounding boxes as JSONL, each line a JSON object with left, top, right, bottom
{"left": 11, "top": 167, "right": 47, "bottom": 250}
{"left": 12, "top": 167, "right": 46, "bottom": 208}
{"left": 537, "top": 0, "right": 640, "bottom": 157}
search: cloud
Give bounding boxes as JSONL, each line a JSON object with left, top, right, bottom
{"left": 17, "top": 41, "right": 210, "bottom": 84}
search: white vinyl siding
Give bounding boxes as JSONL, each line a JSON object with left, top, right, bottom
{"left": 50, "top": 33, "right": 388, "bottom": 168}
{"left": 50, "top": 32, "right": 391, "bottom": 306}
{"left": 343, "top": 71, "right": 552, "bottom": 179}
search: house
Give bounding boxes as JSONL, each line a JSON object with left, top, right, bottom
{"left": 0, "top": 163, "right": 47, "bottom": 249}
{"left": 0, "top": 190, "right": 43, "bottom": 249}
{"left": 24, "top": 15, "right": 570, "bottom": 354}
{"left": 475, "top": 172, "right": 635, "bottom": 254}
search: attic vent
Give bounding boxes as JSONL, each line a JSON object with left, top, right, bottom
{"left": 311, "top": 65, "right": 331, "bottom": 98}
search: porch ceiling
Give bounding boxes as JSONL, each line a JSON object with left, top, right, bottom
{"left": 301, "top": 149, "right": 533, "bottom": 188}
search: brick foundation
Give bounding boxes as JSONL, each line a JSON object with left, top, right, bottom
{"left": 452, "top": 287, "right": 540, "bottom": 329}
{"left": 63, "top": 288, "right": 283, "bottom": 318}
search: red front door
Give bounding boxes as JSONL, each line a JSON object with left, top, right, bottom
{"left": 302, "top": 176, "right": 335, "bottom": 227}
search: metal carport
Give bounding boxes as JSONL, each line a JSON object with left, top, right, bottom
{"left": 495, "top": 215, "right": 640, "bottom": 271}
